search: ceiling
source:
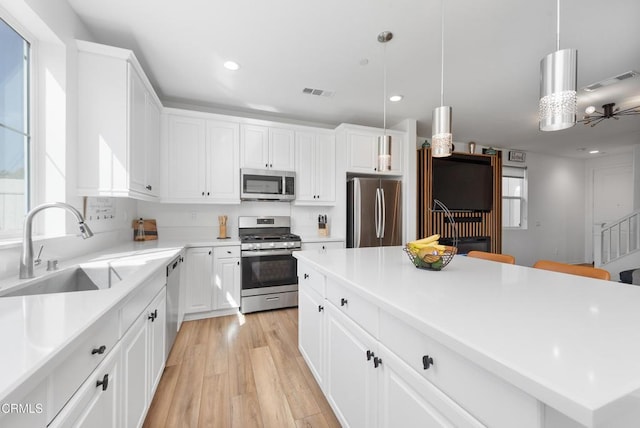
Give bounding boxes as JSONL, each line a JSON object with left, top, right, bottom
{"left": 65, "top": 0, "right": 640, "bottom": 159}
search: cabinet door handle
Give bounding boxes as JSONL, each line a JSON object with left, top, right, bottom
{"left": 422, "top": 355, "right": 434, "bottom": 370}
{"left": 91, "top": 345, "right": 107, "bottom": 355}
{"left": 373, "top": 356, "right": 382, "bottom": 368}
{"left": 237, "top": 261, "right": 240, "bottom": 266}
{"left": 340, "top": 298, "right": 348, "bottom": 307}
{"left": 96, "top": 374, "right": 109, "bottom": 391}
{"left": 318, "top": 305, "right": 324, "bottom": 312}
{"left": 148, "top": 312, "right": 155, "bottom": 321}
{"left": 202, "top": 191, "right": 205, "bottom": 196}
{"left": 303, "top": 273, "right": 309, "bottom": 279}
{"left": 146, "top": 185, "right": 152, "bottom": 191}
{"left": 270, "top": 164, "right": 273, "bottom": 168}
{"left": 265, "top": 163, "right": 268, "bottom": 167}
{"left": 227, "top": 250, "right": 232, "bottom": 254}
{"left": 209, "top": 250, "right": 212, "bottom": 255}
{"left": 366, "top": 350, "right": 374, "bottom": 361}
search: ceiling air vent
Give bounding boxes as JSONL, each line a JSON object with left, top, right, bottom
{"left": 302, "top": 87, "right": 335, "bottom": 97}
{"left": 584, "top": 70, "right": 639, "bottom": 92}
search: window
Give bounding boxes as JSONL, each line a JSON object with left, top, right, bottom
{"left": 0, "top": 17, "right": 30, "bottom": 237}
{"left": 502, "top": 166, "right": 527, "bottom": 228}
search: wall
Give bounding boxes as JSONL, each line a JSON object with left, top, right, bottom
{"left": 502, "top": 151, "right": 586, "bottom": 267}
{"left": 0, "top": 0, "right": 137, "bottom": 280}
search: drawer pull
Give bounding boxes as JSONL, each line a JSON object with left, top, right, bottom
{"left": 91, "top": 345, "right": 107, "bottom": 355}
{"left": 148, "top": 309, "right": 158, "bottom": 322}
{"left": 422, "top": 355, "right": 434, "bottom": 370}
{"left": 366, "top": 350, "right": 375, "bottom": 361}
{"left": 266, "top": 296, "right": 280, "bottom": 301}
{"left": 373, "top": 356, "right": 383, "bottom": 368}
{"left": 340, "top": 298, "right": 348, "bottom": 307}
{"left": 96, "top": 374, "right": 109, "bottom": 391}
{"left": 304, "top": 273, "right": 309, "bottom": 279}
{"left": 318, "top": 305, "right": 324, "bottom": 312}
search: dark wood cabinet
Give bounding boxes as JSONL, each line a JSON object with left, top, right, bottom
{"left": 417, "top": 148, "right": 502, "bottom": 253}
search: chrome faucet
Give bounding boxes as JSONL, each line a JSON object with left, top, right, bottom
{"left": 20, "top": 202, "right": 94, "bottom": 279}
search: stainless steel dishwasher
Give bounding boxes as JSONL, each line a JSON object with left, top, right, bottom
{"left": 166, "top": 254, "right": 182, "bottom": 357}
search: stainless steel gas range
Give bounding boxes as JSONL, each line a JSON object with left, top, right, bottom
{"left": 239, "top": 216, "right": 301, "bottom": 314}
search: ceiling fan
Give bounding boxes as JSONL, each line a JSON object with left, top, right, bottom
{"left": 579, "top": 102, "right": 640, "bottom": 127}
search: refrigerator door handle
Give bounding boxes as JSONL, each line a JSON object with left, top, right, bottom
{"left": 380, "top": 188, "right": 386, "bottom": 238}
{"left": 374, "top": 188, "right": 381, "bottom": 239}
{"left": 354, "top": 179, "right": 362, "bottom": 247}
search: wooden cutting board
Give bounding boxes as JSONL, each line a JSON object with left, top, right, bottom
{"left": 132, "top": 219, "right": 158, "bottom": 241}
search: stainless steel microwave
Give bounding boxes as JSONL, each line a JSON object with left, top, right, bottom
{"left": 240, "top": 168, "right": 295, "bottom": 201}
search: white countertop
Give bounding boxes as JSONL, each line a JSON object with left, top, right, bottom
{"left": 294, "top": 246, "right": 640, "bottom": 427}
{"left": 0, "top": 238, "right": 240, "bottom": 404}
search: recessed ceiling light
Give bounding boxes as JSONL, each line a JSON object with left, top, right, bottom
{"left": 224, "top": 61, "right": 240, "bottom": 71}
{"left": 389, "top": 95, "right": 403, "bottom": 102}
{"left": 589, "top": 150, "right": 600, "bottom": 154}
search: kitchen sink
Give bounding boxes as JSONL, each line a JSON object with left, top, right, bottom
{"left": 1, "top": 267, "right": 101, "bottom": 297}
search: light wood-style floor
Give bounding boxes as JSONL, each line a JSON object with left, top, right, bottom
{"left": 143, "top": 308, "right": 341, "bottom": 428}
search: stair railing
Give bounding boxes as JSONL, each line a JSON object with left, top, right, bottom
{"left": 599, "top": 210, "right": 640, "bottom": 264}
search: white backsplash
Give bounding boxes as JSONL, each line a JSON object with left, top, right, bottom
{"left": 137, "top": 201, "right": 342, "bottom": 241}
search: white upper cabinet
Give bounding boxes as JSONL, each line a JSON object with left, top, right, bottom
{"left": 240, "top": 124, "right": 295, "bottom": 171}
{"left": 295, "top": 129, "right": 336, "bottom": 205}
{"left": 163, "top": 110, "right": 240, "bottom": 203}
{"left": 76, "top": 40, "right": 162, "bottom": 200}
{"left": 343, "top": 126, "right": 403, "bottom": 175}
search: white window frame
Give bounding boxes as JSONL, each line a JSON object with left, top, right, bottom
{"left": 0, "top": 10, "right": 35, "bottom": 240}
{"left": 502, "top": 166, "right": 527, "bottom": 229}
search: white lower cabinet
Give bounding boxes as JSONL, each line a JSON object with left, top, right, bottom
{"left": 298, "top": 286, "right": 325, "bottom": 384}
{"left": 184, "top": 246, "right": 241, "bottom": 315}
{"left": 121, "top": 287, "right": 167, "bottom": 428}
{"left": 300, "top": 241, "right": 345, "bottom": 252}
{"left": 49, "top": 341, "right": 120, "bottom": 428}
{"left": 184, "top": 247, "right": 214, "bottom": 313}
{"left": 325, "top": 303, "right": 378, "bottom": 428}
{"left": 377, "top": 343, "right": 483, "bottom": 428}
{"left": 213, "top": 246, "right": 241, "bottom": 310}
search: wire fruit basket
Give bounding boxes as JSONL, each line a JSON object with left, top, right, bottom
{"left": 404, "top": 199, "right": 458, "bottom": 271}
{"left": 404, "top": 245, "right": 457, "bottom": 271}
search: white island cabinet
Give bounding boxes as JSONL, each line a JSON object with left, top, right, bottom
{"left": 295, "top": 247, "right": 640, "bottom": 428}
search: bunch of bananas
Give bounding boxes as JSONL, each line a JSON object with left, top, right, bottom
{"left": 406, "top": 234, "right": 446, "bottom": 263}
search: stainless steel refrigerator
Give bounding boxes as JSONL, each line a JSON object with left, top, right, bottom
{"left": 347, "top": 177, "right": 402, "bottom": 248}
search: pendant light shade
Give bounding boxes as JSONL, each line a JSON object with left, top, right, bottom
{"left": 377, "top": 134, "right": 391, "bottom": 171}
{"left": 432, "top": 106, "right": 452, "bottom": 158}
{"left": 378, "top": 31, "right": 393, "bottom": 171}
{"left": 538, "top": 0, "right": 577, "bottom": 131}
{"left": 539, "top": 48, "right": 578, "bottom": 131}
{"left": 431, "top": 0, "right": 452, "bottom": 157}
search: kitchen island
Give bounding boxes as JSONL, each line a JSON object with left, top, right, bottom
{"left": 294, "top": 246, "right": 640, "bottom": 428}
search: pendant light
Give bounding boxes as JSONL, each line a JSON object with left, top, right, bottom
{"left": 432, "top": 0, "right": 452, "bottom": 158}
{"left": 378, "top": 31, "right": 393, "bottom": 172}
{"left": 539, "top": 0, "right": 577, "bottom": 131}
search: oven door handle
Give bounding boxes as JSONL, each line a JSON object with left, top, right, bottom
{"left": 241, "top": 249, "right": 297, "bottom": 257}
